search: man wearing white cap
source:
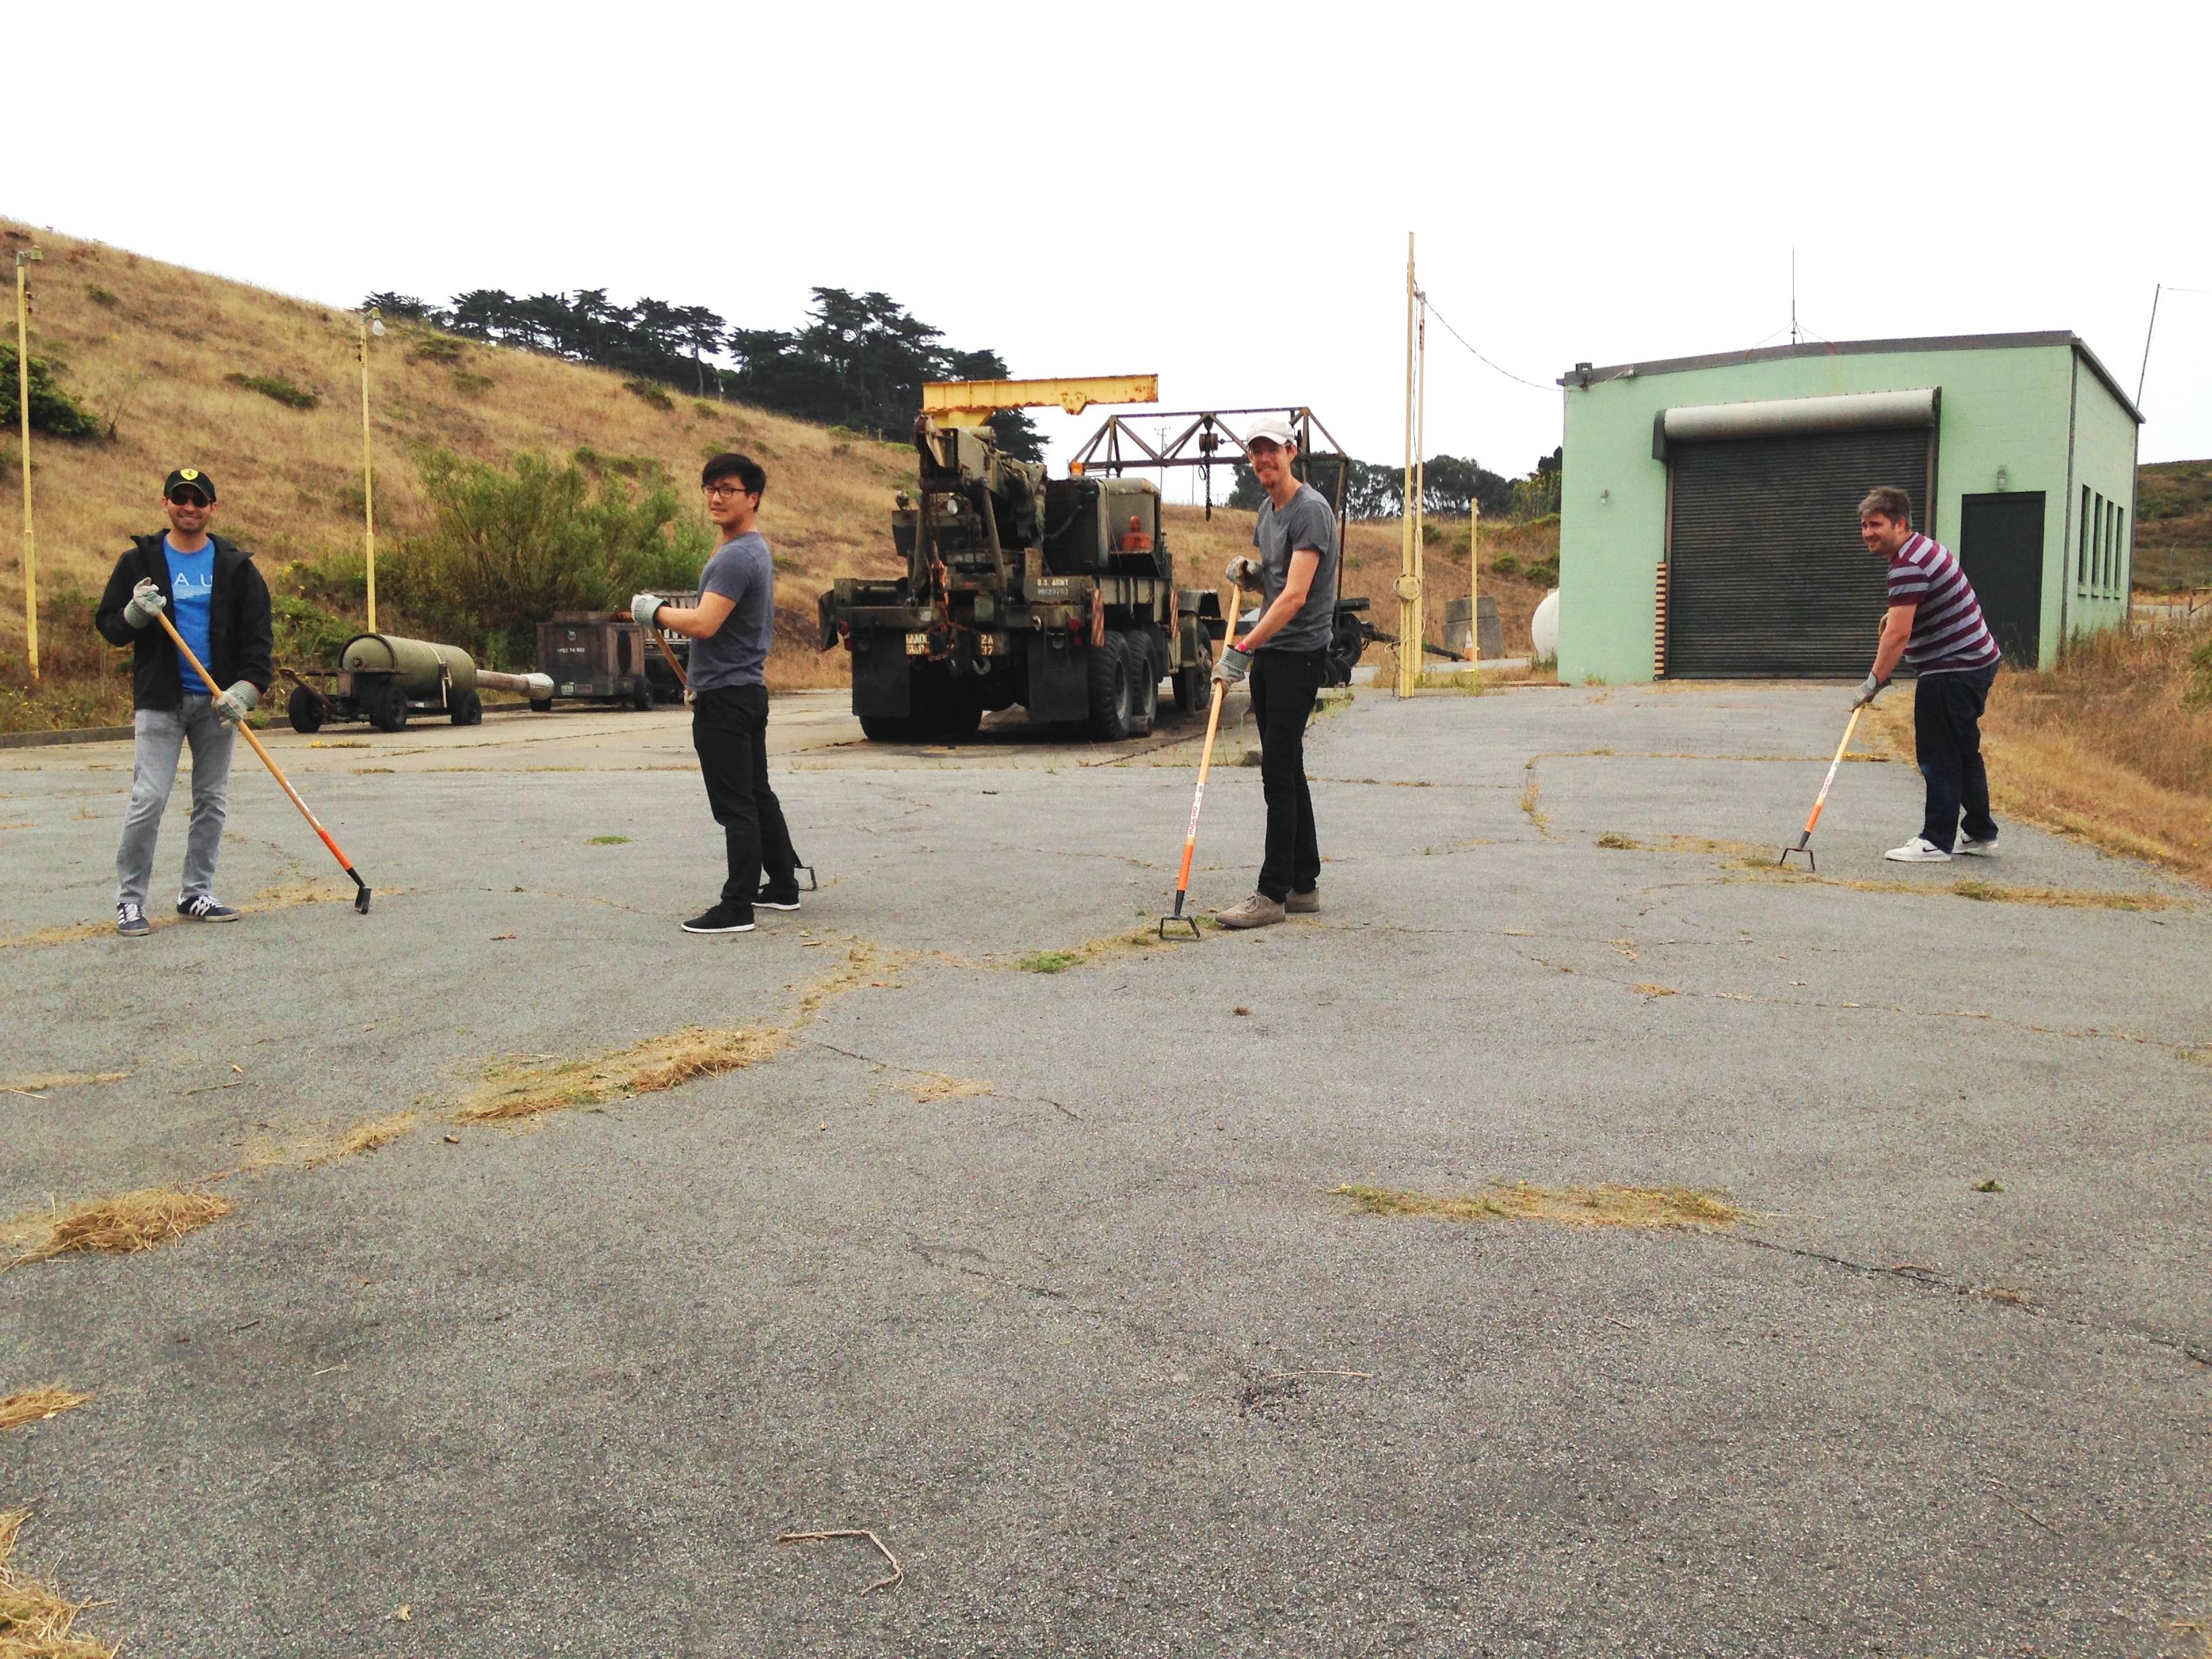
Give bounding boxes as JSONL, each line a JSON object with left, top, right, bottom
{"left": 1212, "top": 416, "right": 1339, "bottom": 929}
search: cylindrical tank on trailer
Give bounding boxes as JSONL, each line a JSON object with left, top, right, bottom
{"left": 340, "top": 634, "right": 478, "bottom": 698}
{"left": 1530, "top": 590, "right": 1560, "bottom": 663}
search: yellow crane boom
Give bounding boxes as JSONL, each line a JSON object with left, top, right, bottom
{"left": 921, "top": 373, "right": 1159, "bottom": 427}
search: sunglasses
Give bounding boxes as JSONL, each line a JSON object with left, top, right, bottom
{"left": 167, "top": 490, "right": 211, "bottom": 506}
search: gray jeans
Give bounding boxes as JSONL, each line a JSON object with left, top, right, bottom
{"left": 116, "top": 696, "right": 236, "bottom": 909}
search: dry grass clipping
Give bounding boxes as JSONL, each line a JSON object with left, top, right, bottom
{"left": 0, "top": 1388, "right": 91, "bottom": 1433}
{"left": 453, "top": 1027, "right": 785, "bottom": 1124}
{"left": 909, "top": 1072, "right": 991, "bottom": 1104}
{"left": 6, "top": 1188, "right": 235, "bottom": 1265}
{"left": 0, "top": 1073, "right": 128, "bottom": 1098}
{"left": 0, "top": 1509, "right": 118, "bottom": 1659}
{"left": 1334, "top": 1181, "right": 1743, "bottom": 1230}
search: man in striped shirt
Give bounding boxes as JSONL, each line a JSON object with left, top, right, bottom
{"left": 1852, "top": 486, "right": 2003, "bottom": 862}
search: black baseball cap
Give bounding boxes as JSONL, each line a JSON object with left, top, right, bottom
{"left": 163, "top": 467, "right": 216, "bottom": 502}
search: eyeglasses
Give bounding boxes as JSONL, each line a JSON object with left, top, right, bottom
{"left": 703, "top": 483, "right": 755, "bottom": 499}
{"left": 167, "top": 491, "right": 211, "bottom": 506}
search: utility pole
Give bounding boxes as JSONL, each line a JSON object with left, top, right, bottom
{"left": 1467, "top": 500, "right": 1481, "bottom": 666}
{"left": 358, "top": 306, "right": 384, "bottom": 631}
{"left": 2137, "top": 283, "right": 2161, "bottom": 407}
{"left": 1396, "top": 233, "right": 1424, "bottom": 699}
{"left": 14, "top": 246, "right": 43, "bottom": 680}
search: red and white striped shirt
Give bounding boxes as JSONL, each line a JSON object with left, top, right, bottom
{"left": 1886, "top": 533, "right": 2001, "bottom": 673}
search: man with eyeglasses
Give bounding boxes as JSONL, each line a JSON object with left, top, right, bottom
{"left": 94, "top": 468, "right": 274, "bottom": 937}
{"left": 630, "top": 453, "right": 802, "bottom": 935}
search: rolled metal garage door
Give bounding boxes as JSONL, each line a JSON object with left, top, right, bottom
{"left": 1666, "top": 427, "right": 1932, "bottom": 678}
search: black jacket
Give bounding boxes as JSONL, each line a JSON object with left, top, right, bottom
{"left": 95, "top": 534, "right": 275, "bottom": 712}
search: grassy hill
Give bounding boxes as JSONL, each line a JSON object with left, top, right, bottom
{"left": 2134, "top": 458, "right": 2212, "bottom": 590}
{"left": 0, "top": 218, "right": 1557, "bottom": 731}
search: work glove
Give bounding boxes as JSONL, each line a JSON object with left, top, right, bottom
{"left": 213, "top": 681, "right": 260, "bottom": 726}
{"left": 1851, "top": 672, "right": 1884, "bottom": 709}
{"left": 123, "top": 579, "right": 167, "bottom": 628}
{"left": 630, "top": 592, "right": 665, "bottom": 630}
{"left": 1223, "top": 556, "right": 1261, "bottom": 591}
{"left": 684, "top": 688, "right": 697, "bottom": 708}
{"left": 1212, "top": 644, "right": 1252, "bottom": 687}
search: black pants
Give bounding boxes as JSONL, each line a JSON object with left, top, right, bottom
{"left": 692, "top": 685, "right": 796, "bottom": 909}
{"left": 1247, "top": 649, "right": 1326, "bottom": 901}
{"left": 1913, "top": 665, "right": 1999, "bottom": 851}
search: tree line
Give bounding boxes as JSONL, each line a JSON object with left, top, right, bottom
{"left": 365, "top": 285, "right": 1043, "bottom": 459}
{"left": 1229, "top": 445, "right": 1562, "bottom": 520}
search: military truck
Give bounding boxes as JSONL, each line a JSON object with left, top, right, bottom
{"left": 817, "top": 387, "right": 1221, "bottom": 742}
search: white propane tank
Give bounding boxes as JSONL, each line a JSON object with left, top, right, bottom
{"left": 1530, "top": 590, "right": 1560, "bottom": 663}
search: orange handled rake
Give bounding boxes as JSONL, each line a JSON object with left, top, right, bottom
{"left": 1160, "top": 587, "right": 1244, "bottom": 940}
{"left": 1777, "top": 705, "right": 1865, "bottom": 872}
{"left": 152, "top": 609, "right": 372, "bottom": 912}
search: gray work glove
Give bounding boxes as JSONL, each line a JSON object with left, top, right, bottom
{"left": 1212, "top": 644, "right": 1252, "bottom": 687}
{"left": 213, "top": 681, "right": 260, "bottom": 726}
{"left": 630, "top": 592, "right": 665, "bottom": 630}
{"left": 683, "top": 688, "right": 697, "bottom": 708}
{"left": 123, "top": 579, "right": 167, "bottom": 628}
{"left": 1851, "top": 673, "right": 1884, "bottom": 708}
{"left": 1224, "top": 556, "right": 1261, "bottom": 591}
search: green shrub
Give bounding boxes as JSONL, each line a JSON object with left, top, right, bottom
{"left": 85, "top": 284, "right": 119, "bottom": 308}
{"left": 270, "top": 592, "right": 359, "bottom": 670}
{"left": 384, "top": 447, "right": 712, "bottom": 667}
{"left": 1526, "top": 558, "right": 1559, "bottom": 586}
{"left": 0, "top": 346, "right": 100, "bottom": 438}
{"left": 622, "top": 378, "right": 674, "bottom": 411}
{"left": 449, "top": 369, "right": 493, "bottom": 397}
{"left": 409, "top": 333, "right": 467, "bottom": 365}
{"left": 691, "top": 399, "right": 717, "bottom": 418}
{"left": 1489, "top": 552, "right": 1521, "bottom": 577}
{"left": 225, "top": 371, "right": 319, "bottom": 410}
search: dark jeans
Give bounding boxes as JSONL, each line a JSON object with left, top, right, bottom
{"left": 1913, "top": 665, "right": 1999, "bottom": 851}
{"left": 692, "top": 684, "right": 796, "bottom": 909}
{"left": 1247, "top": 649, "right": 1327, "bottom": 901}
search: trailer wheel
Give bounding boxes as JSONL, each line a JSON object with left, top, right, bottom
{"left": 1084, "top": 636, "right": 1132, "bottom": 742}
{"left": 529, "top": 697, "right": 554, "bottom": 713}
{"left": 287, "top": 686, "right": 325, "bottom": 734}
{"left": 629, "top": 674, "right": 653, "bottom": 712}
{"left": 450, "top": 687, "right": 483, "bottom": 726}
{"left": 370, "top": 680, "right": 409, "bottom": 733}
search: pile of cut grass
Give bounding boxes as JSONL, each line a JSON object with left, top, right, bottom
{"left": 0, "top": 1509, "right": 118, "bottom": 1658}
{"left": 6, "top": 1188, "right": 234, "bottom": 1265}
{"left": 1334, "top": 1180, "right": 1743, "bottom": 1230}
{"left": 453, "top": 1026, "right": 783, "bottom": 1124}
{"left": 0, "top": 1387, "right": 91, "bottom": 1433}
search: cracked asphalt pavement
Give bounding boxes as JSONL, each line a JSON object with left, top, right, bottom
{"left": 3, "top": 683, "right": 2207, "bottom": 1656}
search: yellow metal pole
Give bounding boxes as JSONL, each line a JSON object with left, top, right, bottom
{"left": 1467, "top": 501, "right": 1481, "bottom": 665}
{"left": 14, "top": 249, "right": 41, "bottom": 680}
{"left": 1397, "top": 234, "right": 1418, "bottom": 699}
{"left": 1413, "top": 293, "right": 1427, "bottom": 680}
{"left": 359, "top": 308, "right": 377, "bottom": 632}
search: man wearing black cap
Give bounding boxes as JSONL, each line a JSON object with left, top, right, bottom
{"left": 94, "top": 469, "right": 274, "bottom": 937}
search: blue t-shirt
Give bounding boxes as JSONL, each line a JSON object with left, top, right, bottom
{"left": 689, "top": 531, "right": 775, "bottom": 692}
{"left": 164, "top": 535, "right": 216, "bottom": 677}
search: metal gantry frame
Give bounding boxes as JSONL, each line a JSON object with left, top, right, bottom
{"left": 1065, "top": 405, "right": 1355, "bottom": 541}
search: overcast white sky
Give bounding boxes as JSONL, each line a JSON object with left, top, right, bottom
{"left": 16, "top": 1, "right": 2210, "bottom": 483}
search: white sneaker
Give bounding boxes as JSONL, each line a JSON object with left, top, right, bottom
{"left": 1884, "top": 837, "right": 1952, "bottom": 863}
{"left": 1956, "top": 835, "right": 1998, "bottom": 857}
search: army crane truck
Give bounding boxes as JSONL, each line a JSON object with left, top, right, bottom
{"left": 817, "top": 375, "right": 1222, "bottom": 742}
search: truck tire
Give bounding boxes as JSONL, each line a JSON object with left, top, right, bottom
{"left": 1085, "top": 636, "right": 1132, "bottom": 742}
{"left": 1173, "top": 634, "right": 1212, "bottom": 714}
{"left": 450, "top": 687, "right": 483, "bottom": 726}
{"left": 1124, "top": 635, "right": 1159, "bottom": 737}
{"left": 859, "top": 714, "right": 914, "bottom": 742}
{"left": 372, "top": 680, "right": 409, "bottom": 733}
{"left": 287, "top": 686, "right": 325, "bottom": 734}
{"left": 629, "top": 674, "right": 653, "bottom": 711}
{"left": 932, "top": 693, "right": 983, "bottom": 741}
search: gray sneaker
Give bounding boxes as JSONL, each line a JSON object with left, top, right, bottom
{"left": 1285, "top": 888, "right": 1319, "bottom": 915}
{"left": 1216, "top": 892, "right": 1286, "bottom": 930}
{"left": 1956, "top": 835, "right": 1998, "bottom": 857}
{"left": 116, "top": 902, "right": 151, "bottom": 938}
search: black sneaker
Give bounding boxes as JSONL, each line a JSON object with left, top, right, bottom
{"left": 177, "top": 895, "right": 241, "bottom": 922}
{"left": 681, "top": 902, "right": 756, "bottom": 935}
{"left": 116, "top": 902, "right": 151, "bottom": 938}
{"left": 756, "top": 882, "right": 802, "bottom": 912}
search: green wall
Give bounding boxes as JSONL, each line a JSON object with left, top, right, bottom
{"left": 1557, "top": 340, "right": 2138, "bottom": 681}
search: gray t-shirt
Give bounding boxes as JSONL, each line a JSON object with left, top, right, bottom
{"left": 1250, "top": 483, "right": 1339, "bottom": 653}
{"left": 689, "top": 530, "right": 774, "bottom": 691}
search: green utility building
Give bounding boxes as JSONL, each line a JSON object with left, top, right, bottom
{"left": 1556, "top": 333, "right": 2142, "bottom": 682}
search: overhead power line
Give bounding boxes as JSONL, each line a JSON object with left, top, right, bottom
{"left": 1416, "top": 294, "right": 1556, "bottom": 393}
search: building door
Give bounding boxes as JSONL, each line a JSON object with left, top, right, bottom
{"left": 1956, "top": 492, "right": 2045, "bottom": 668}
{"left": 1666, "top": 427, "right": 1931, "bottom": 677}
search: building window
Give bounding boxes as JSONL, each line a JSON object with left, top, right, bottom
{"left": 2078, "top": 486, "right": 2091, "bottom": 595}
{"left": 2116, "top": 506, "right": 2127, "bottom": 595}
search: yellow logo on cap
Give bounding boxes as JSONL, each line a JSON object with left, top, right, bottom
{"left": 180, "top": 468, "right": 200, "bottom": 480}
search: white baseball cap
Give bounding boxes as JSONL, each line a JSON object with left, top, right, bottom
{"left": 1242, "top": 416, "right": 1297, "bottom": 449}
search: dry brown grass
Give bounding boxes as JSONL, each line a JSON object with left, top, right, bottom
{"left": 4, "top": 1187, "right": 234, "bottom": 1265}
{"left": 1334, "top": 1180, "right": 1743, "bottom": 1230}
{"left": 452, "top": 1026, "right": 785, "bottom": 1124}
{"left": 0, "top": 1508, "right": 118, "bottom": 1659}
{"left": 0, "top": 1387, "right": 91, "bottom": 1433}
{"left": 1867, "top": 623, "right": 2212, "bottom": 885}
{"left": 909, "top": 1071, "right": 993, "bottom": 1103}
{"left": 0, "top": 217, "right": 908, "bottom": 725}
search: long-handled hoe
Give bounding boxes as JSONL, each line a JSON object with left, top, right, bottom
{"left": 648, "top": 622, "right": 816, "bottom": 892}
{"left": 1160, "top": 587, "right": 1243, "bottom": 940}
{"left": 153, "top": 610, "right": 372, "bottom": 912}
{"left": 1777, "top": 705, "right": 1864, "bottom": 873}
